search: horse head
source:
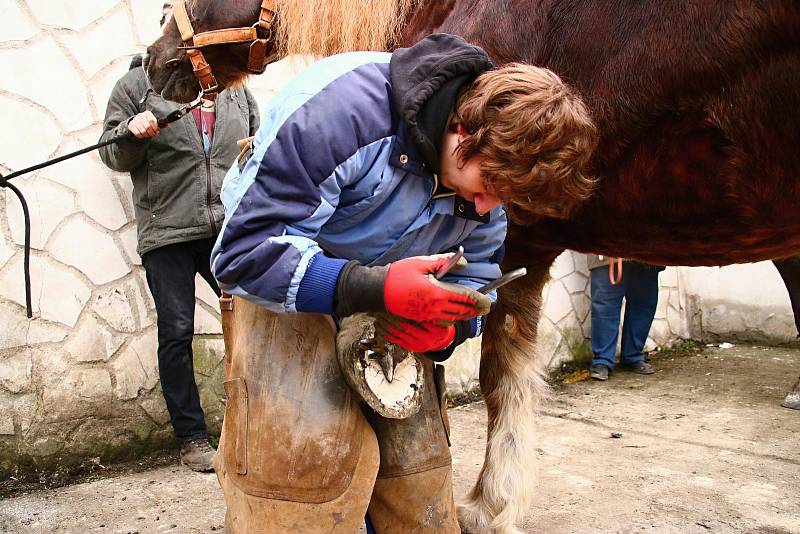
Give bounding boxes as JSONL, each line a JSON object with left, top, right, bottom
{"left": 145, "top": 0, "right": 276, "bottom": 103}
{"left": 145, "top": 0, "right": 416, "bottom": 103}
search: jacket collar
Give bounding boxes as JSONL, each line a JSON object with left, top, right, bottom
{"left": 389, "top": 122, "right": 429, "bottom": 177}
{"left": 389, "top": 123, "right": 490, "bottom": 224}
{"left": 389, "top": 33, "right": 494, "bottom": 174}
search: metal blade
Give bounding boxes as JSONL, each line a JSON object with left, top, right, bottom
{"left": 477, "top": 267, "right": 527, "bottom": 294}
{"left": 435, "top": 246, "right": 464, "bottom": 280}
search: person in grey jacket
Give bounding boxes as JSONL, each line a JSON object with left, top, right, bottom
{"left": 98, "top": 3, "right": 259, "bottom": 471}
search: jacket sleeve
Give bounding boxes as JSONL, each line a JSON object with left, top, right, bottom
{"left": 97, "top": 72, "right": 150, "bottom": 172}
{"left": 242, "top": 86, "right": 261, "bottom": 135}
{"left": 211, "top": 90, "right": 393, "bottom": 314}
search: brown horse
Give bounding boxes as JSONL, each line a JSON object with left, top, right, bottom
{"left": 145, "top": 1, "right": 800, "bottom": 532}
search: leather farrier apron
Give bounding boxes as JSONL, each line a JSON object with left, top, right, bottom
{"left": 216, "top": 295, "right": 460, "bottom": 533}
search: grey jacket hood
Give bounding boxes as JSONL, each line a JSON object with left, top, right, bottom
{"left": 390, "top": 33, "right": 494, "bottom": 173}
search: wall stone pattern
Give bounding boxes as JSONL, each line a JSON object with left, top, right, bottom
{"left": 0, "top": 0, "right": 234, "bottom": 474}
{"left": 0, "top": 1, "right": 795, "bottom": 474}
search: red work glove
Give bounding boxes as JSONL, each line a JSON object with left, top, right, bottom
{"left": 378, "top": 317, "right": 455, "bottom": 353}
{"left": 383, "top": 255, "right": 490, "bottom": 323}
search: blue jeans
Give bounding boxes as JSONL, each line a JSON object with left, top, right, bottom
{"left": 141, "top": 238, "right": 220, "bottom": 442}
{"left": 590, "top": 262, "right": 660, "bottom": 369}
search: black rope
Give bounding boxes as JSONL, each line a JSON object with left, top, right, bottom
{"left": 0, "top": 100, "right": 202, "bottom": 319}
{"left": 1, "top": 134, "right": 133, "bottom": 318}
{"left": 2, "top": 133, "right": 131, "bottom": 182}
{"left": 0, "top": 179, "right": 32, "bottom": 317}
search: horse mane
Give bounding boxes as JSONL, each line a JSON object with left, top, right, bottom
{"left": 275, "top": 0, "right": 415, "bottom": 57}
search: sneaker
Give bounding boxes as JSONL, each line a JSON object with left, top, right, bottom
{"left": 620, "top": 361, "right": 656, "bottom": 375}
{"left": 589, "top": 364, "right": 609, "bottom": 381}
{"left": 180, "top": 438, "right": 216, "bottom": 472}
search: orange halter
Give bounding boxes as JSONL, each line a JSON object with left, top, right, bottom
{"left": 609, "top": 257, "right": 623, "bottom": 285}
{"left": 171, "top": 0, "right": 277, "bottom": 95}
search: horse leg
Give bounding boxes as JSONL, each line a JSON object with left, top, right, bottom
{"left": 458, "top": 260, "right": 553, "bottom": 534}
{"left": 771, "top": 257, "right": 800, "bottom": 410}
{"left": 772, "top": 256, "right": 800, "bottom": 336}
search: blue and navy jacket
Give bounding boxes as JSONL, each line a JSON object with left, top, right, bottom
{"left": 212, "top": 35, "right": 507, "bottom": 340}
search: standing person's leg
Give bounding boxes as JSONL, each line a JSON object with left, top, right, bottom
{"left": 619, "top": 263, "right": 659, "bottom": 371}
{"left": 141, "top": 242, "right": 209, "bottom": 452}
{"left": 590, "top": 265, "right": 626, "bottom": 376}
{"left": 365, "top": 362, "right": 460, "bottom": 533}
{"left": 194, "top": 237, "right": 221, "bottom": 297}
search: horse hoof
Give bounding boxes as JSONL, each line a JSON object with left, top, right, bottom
{"left": 336, "top": 314, "right": 423, "bottom": 419}
{"left": 457, "top": 503, "right": 524, "bottom": 534}
{"left": 457, "top": 502, "right": 485, "bottom": 534}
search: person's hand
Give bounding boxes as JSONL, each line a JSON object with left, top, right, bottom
{"left": 127, "top": 111, "right": 161, "bottom": 139}
{"left": 375, "top": 315, "right": 455, "bottom": 353}
{"left": 383, "top": 254, "right": 491, "bottom": 323}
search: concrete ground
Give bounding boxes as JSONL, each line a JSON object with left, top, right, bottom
{"left": 1, "top": 344, "right": 798, "bottom": 534}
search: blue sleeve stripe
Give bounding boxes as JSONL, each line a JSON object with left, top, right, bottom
{"left": 223, "top": 235, "right": 302, "bottom": 302}
{"left": 269, "top": 236, "right": 323, "bottom": 312}
{"left": 257, "top": 61, "right": 395, "bottom": 191}
{"left": 288, "top": 135, "right": 393, "bottom": 238}
{"left": 215, "top": 283, "right": 287, "bottom": 314}
{"left": 213, "top": 57, "right": 395, "bottom": 309}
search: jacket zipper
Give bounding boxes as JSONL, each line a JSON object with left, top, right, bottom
{"left": 201, "top": 106, "right": 218, "bottom": 236}
{"left": 205, "top": 151, "right": 217, "bottom": 236}
{"left": 428, "top": 172, "right": 455, "bottom": 214}
{"left": 427, "top": 173, "right": 438, "bottom": 214}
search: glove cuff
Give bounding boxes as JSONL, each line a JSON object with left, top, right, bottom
{"left": 335, "top": 261, "right": 389, "bottom": 317}
{"left": 425, "top": 320, "right": 471, "bottom": 362}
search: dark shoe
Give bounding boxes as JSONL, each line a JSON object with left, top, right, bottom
{"left": 589, "top": 364, "right": 610, "bottom": 381}
{"left": 180, "top": 438, "right": 216, "bottom": 472}
{"left": 620, "top": 361, "right": 655, "bottom": 375}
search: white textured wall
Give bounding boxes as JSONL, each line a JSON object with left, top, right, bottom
{"left": 0, "top": 0, "right": 301, "bottom": 472}
{"left": 679, "top": 262, "right": 795, "bottom": 342}
{"left": 0, "top": 1, "right": 794, "bottom": 471}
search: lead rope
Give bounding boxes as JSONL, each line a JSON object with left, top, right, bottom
{"left": 0, "top": 100, "right": 202, "bottom": 318}
{"left": 0, "top": 178, "right": 31, "bottom": 317}
{"left": 609, "top": 257, "right": 623, "bottom": 285}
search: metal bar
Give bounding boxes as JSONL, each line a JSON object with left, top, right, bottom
{"left": 478, "top": 267, "right": 528, "bottom": 294}
{"left": 434, "top": 246, "right": 464, "bottom": 280}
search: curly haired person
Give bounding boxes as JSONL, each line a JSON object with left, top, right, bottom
{"left": 212, "top": 33, "right": 596, "bottom": 533}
